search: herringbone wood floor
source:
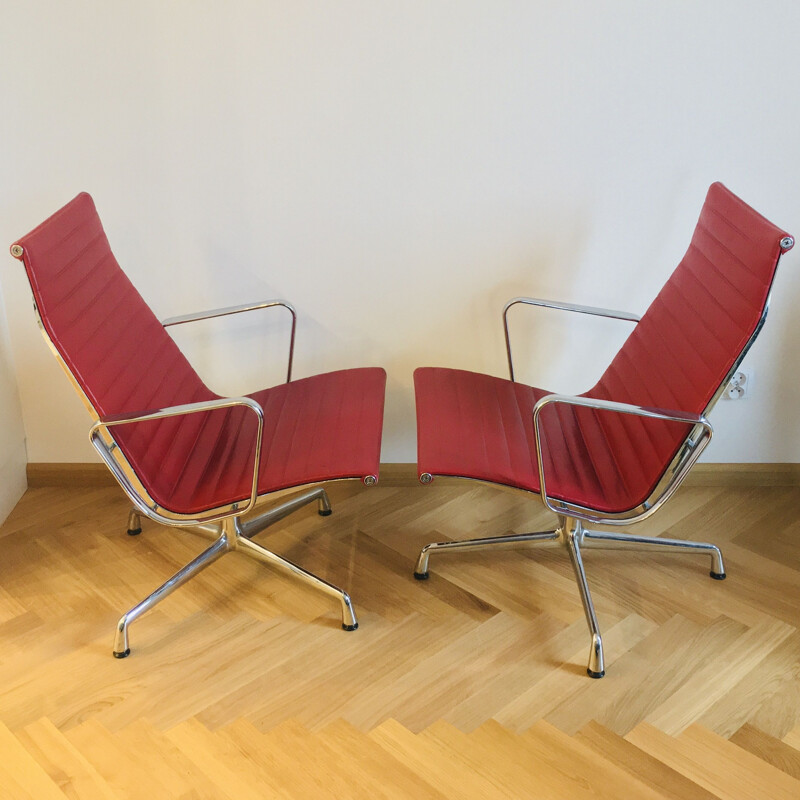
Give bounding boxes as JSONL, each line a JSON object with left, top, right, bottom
{"left": 0, "top": 478, "right": 799, "bottom": 797}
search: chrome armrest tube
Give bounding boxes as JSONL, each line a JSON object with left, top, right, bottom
{"left": 503, "top": 296, "right": 640, "bottom": 382}
{"left": 531, "top": 393, "right": 713, "bottom": 524}
{"left": 162, "top": 300, "right": 297, "bottom": 383}
{"left": 90, "top": 396, "right": 265, "bottom": 525}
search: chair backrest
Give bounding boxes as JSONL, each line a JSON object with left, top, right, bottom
{"left": 583, "top": 182, "right": 792, "bottom": 510}
{"left": 12, "top": 193, "right": 211, "bottom": 416}
{"left": 11, "top": 193, "right": 219, "bottom": 503}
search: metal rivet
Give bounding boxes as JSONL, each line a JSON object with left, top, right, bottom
{"left": 363, "top": 475, "right": 377, "bottom": 487}
{"left": 10, "top": 244, "right": 23, "bottom": 258}
{"left": 419, "top": 472, "right": 433, "bottom": 485}
{"left": 780, "top": 236, "right": 794, "bottom": 250}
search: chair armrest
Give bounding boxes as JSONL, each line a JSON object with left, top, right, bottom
{"left": 90, "top": 396, "right": 265, "bottom": 518}
{"left": 503, "top": 297, "right": 640, "bottom": 382}
{"left": 531, "top": 393, "right": 712, "bottom": 521}
{"left": 162, "top": 300, "right": 297, "bottom": 383}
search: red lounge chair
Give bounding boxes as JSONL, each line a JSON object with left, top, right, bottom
{"left": 11, "top": 193, "right": 386, "bottom": 657}
{"left": 413, "top": 183, "right": 793, "bottom": 677}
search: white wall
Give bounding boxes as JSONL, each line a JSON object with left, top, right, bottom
{"left": 1, "top": 0, "right": 798, "bottom": 465}
{"left": 0, "top": 278, "right": 27, "bottom": 522}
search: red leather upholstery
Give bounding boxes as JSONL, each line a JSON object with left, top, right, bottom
{"left": 13, "top": 193, "right": 386, "bottom": 515}
{"left": 415, "top": 183, "right": 791, "bottom": 514}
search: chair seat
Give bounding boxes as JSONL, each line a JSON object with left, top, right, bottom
{"left": 414, "top": 367, "right": 689, "bottom": 514}
{"left": 117, "top": 367, "right": 386, "bottom": 516}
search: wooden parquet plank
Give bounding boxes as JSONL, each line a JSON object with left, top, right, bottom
{"left": 258, "top": 717, "right": 404, "bottom": 799}
{"left": 708, "top": 541, "right": 800, "bottom": 627}
{"left": 0, "top": 721, "right": 67, "bottom": 800}
{"left": 0, "top": 487, "right": 125, "bottom": 540}
{"left": 575, "top": 720, "right": 719, "bottom": 800}
{"left": 663, "top": 487, "right": 788, "bottom": 547}
{"left": 493, "top": 614, "right": 655, "bottom": 732}
{"left": 368, "top": 718, "right": 523, "bottom": 799}
{"left": 561, "top": 614, "right": 747, "bottom": 736}
{"left": 386, "top": 612, "right": 573, "bottom": 733}
{"left": 440, "top": 612, "right": 574, "bottom": 730}
{"left": 331, "top": 614, "right": 486, "bottom": 731}
{"left": 731, "top": 488, "right": 800, "bottom": 570}
{"left": 423, "top": 719, "right": 571, "bottom": 800}
{"left": 644, "top": 620, "right": 796, "bottom": 735}
{"left": 417, "top": 550, "right": 585, "bottom": 625}
{"left": 697, "top": 630, "right": 800, "bottom": 737}
{"left": 216, "top": 612, "right": 478, "bottom": 731}
{"left": 115, "top": 719, "right": 226, "bottom": 799}
{"left": 748, "top": 674, "right": 800, "bottom": 739}
{"left": 626, "top": 722, "right": 800, "bottom": 800}
{"left": 64, "top": 719, "right": 180, "bottom": 800}
{"left": 339, "top": 530, "right": 499, "bottom": 622}
{"left": 548, "top": 551, "right": 724, "bottom": 628}
{"left": 729, "top": 723, "right": 800, "bottom": 781}
{"left": 783, "top": 725, "right": 800, "bottom": 750}
{"left": 680, "top": 724, "right": 800, "bottom": 798}
{"left": 317, "top": 719, "right": 452, "bottom": 800}
{"left": 0, "top": 771, "right": 41, "bottom": 800}
{"left": 15, "top": 717, "right": 117, "bottom": 800}
{"left": 97, "top": 613, "right": 303, "bottom": 731}
{"left": 521, "top": 719, "right": 672, "bottom": 800}
{"left": 0, "top": 584, "right": 28, "bottom": 624}
{"left": 221, "top": 718, "right": 344, "bottom": 799}
{"left": 164, "top": 717, "right": 294, "bottom": 799}
{"left": 270, "top": 613, "right": 476, "bottom": 732}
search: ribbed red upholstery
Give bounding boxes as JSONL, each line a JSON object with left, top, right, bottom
{"left": 416, "top": 183, "right": 791, "bottom": 514}
{"left": 13, "top": 193, "right": 386, "bottom": 515}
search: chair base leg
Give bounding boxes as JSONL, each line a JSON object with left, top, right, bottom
{"left": 587, "top": 668, "right": 605, "bottom": 679}
{"left": 564, "top": 523, "right": 605, "bottom": 678}
{"left": 587, "top": 632, "right": 605, "bottom": 678}
{"left": 414, "top": 517, "right": 726, "bottom": 678}
{"left": 114, "top": 486, "right": 356, "bottom": 657}
{"left": 113, "top": 533, "right": 230, "bottom": 657}
{"left": 581, "top": 528, "right": 726, "bottom": 578}
{"left": 240, "top": 487, "right": 332, "bottom": 539}
{"left": 235, "top": 534, "right": 358, "bottom": 630}
{"left": 126, "top": 508, "right": 142, "bottom": 536}
{"left": 413, "top": 530, "right": 560, "bottom": 579}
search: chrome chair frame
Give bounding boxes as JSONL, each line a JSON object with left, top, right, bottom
{"left": 15, "top": 272, "right": 371, "bottom": 657}
{"left": 162, "top": 299, "right": 297, "bottom": 383}
{"left": 415, "top": 237, "right": 793, "bottom": 678}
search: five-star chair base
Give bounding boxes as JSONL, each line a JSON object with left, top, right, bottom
{"left": 414, "top": 516, "right": 725, "bottom": 678}
{"left": 113, "top": 486, "right": 357, "bottom": 658}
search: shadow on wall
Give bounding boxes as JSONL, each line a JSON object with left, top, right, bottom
{"left": 0, "top": 283, "right": 27, "bottom": 522}
{"left": 766, "top": 265, "right": 800, "bottom": 460}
